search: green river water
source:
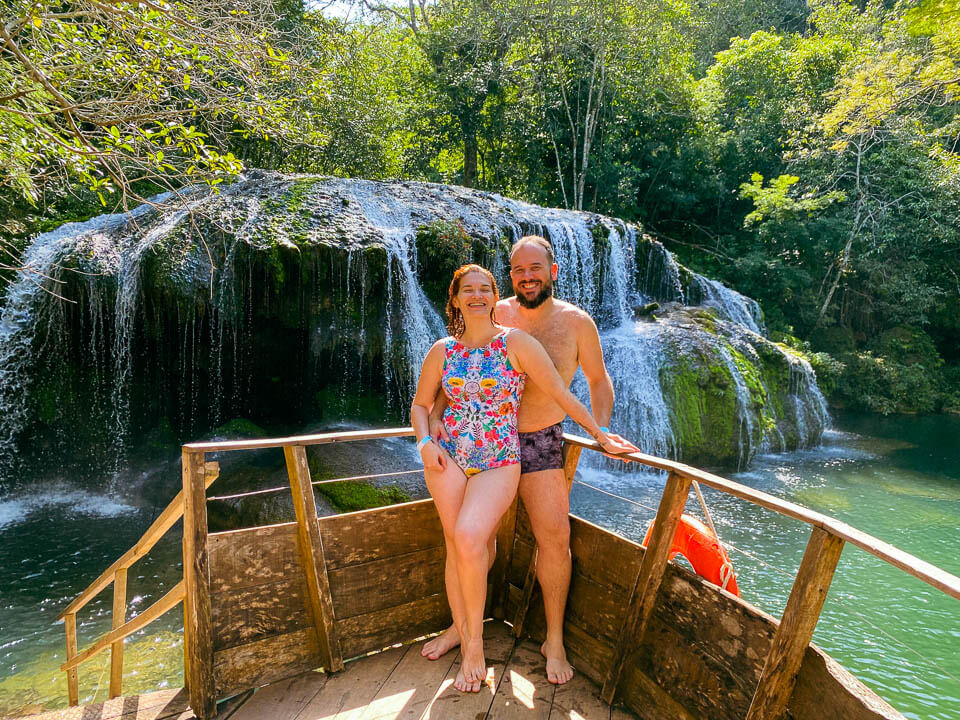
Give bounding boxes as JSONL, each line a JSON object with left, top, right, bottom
{"left": 1, "top": 411, "right": 958, "bottom": 718}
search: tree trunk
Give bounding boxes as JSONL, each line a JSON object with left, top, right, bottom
{"left": 463, "top": 121, "right": 478, "bottom": 188}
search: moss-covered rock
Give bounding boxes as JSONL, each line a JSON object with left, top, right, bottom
{"left": 653, "top": 305, "right": 828, "bottom": 469}
{"left": 315, "top": 480, "right": 409, "bottom": 512}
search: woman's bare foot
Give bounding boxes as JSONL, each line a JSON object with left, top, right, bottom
{"left": 421, "top": 624, "right": 460, "bottom": 660}
{"left": 457, "top": 638, "right": 486, "bottom": 693}
{"left": 541, "top": 639, "right": 574, "bottom": 685}
{"left": 453, "top": 664, "right": 481, "bottom": 693}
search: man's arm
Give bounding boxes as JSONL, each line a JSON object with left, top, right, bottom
{"left": 576, "top": 313, "right": 614, "bottom": 426}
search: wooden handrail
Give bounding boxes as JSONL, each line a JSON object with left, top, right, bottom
{"left": 61, "top": 581, "right": 185, "bottom": 672}
{"left": 182, "top": 426, "right": 414, "bottom": 452}
{"left": 562, "top": 433, "right": 960, "bottom": 602}
{"left": 58, "top": 462, "right": 219, "bottom": 620}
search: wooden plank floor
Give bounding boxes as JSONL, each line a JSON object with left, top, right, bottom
{"left": 23, "top": 623, "right": 636, "bottom": 720}
{"left": 229, "top": 622, "right": 635, "bottom": 720}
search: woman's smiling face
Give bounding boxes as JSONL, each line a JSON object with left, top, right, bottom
{"left": 454, "top": 270, "right": 497, "bottom": 319}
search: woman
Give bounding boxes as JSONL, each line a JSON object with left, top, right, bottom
{"left": 410, "top": 264, "right": 634, "bottom": 693}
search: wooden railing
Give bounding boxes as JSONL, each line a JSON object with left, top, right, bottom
{"left": 55, "top": 462, "right": 219, "bottom": 706}
{"left": 55, "top": 427, "right": 409, "bottom": 710}
{"left": 552, "top": 434, "right": 960, "bottom": 720}
{"left": 57, "top": 426, "right": 960, "bottom": 720}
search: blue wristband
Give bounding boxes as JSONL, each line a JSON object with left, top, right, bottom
{"left": 417, "top": 435, "right": 433, "bottom": 451}
{"left": 599, "top": 426, "right": 610, "bottom": 434}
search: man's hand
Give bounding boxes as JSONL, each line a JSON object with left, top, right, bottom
{"left": 598, "top": 432, "right": 640, "bottom": 462}
{"left": 420, "top": 439, "right": 447, "bottom": 472}
{"left": 429, "top": 415, "right": 451, "bottom": 444}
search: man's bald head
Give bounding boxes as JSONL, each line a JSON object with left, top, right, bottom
{"left": 510, "top": 235, "right": 554, "bottom": 264}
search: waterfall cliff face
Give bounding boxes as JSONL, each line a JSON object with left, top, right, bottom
{"left": 0, "top": 172, "right": 828, "bottom": 489}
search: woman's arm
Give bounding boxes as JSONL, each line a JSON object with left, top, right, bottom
{"left": 508, "top": 331, "right": 636, "bottom": 456}
{"left": 411, "top": 341, "right": 448, "bottom": 472}
{"left": 428, "top": 389, "right": 450, "bottom": 442}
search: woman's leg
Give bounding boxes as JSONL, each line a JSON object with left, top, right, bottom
{"left": 454, "top": 463, "right": 521, "bottom": 690}
{"left": 423, "top": 455, "right": 473, "bottom": 687}
{"left": 422, "top": 531, "right": 495, "bottom": 660}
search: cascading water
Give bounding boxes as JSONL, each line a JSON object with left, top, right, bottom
{"left": 715, "top": 345, "right": 757, "bottom": 469}
{"left": 688, "top": 273, "right": 765, "bottom": 335}
{"left": 111, "top": 206, "right": 191, "bottom": 454}
{"left": 344, "top": 180, "right": 447, "bottom": 405}
{"left": 0, "top": 198, "right": 166, "bottom": 483}
{"left": 639, "top": 238, "right": 685, "bottom": 304}
{"left": 596, "top": 323, "right": 675, "bottom": 460}
{"left": 0, "top": 173, "right": 832, "bottom": 489}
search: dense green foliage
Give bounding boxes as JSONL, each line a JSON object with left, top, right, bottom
{"left": 2, "top": 0, "right": 957, "bottom": 413}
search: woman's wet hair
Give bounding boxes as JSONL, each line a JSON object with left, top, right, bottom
{"left": 446, "top": 264, "right": 499, "bottom": 337}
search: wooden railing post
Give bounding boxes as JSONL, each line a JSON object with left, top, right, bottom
{"left": 745, "top": 527, "right": 845, "bottom": 720}
{"left": 284, "top": 445, "right": 344, "bottom": 672}
{"left": 64, "top": 612, "right": 79, "bottom": 706}
{"left": 109, "top": 568, "right": 128, "bottom": 699}
{"left": 511, "top": 442, "right": 582, "bottom": 637}
{"left": 601, "top": 470, "right": 692, "bottom": 703}
{"left": 182, "top": 449, "right": 215, "bottom": 719}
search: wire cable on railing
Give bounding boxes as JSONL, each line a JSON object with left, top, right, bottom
{"left": 573, "top": 476, "right": 960, "bottom": 688}
{"left": 207, "top": 468, "right": 423, "bottom": 502}
{"left": 572, "top": 478, "right": 660, "bottom": 515}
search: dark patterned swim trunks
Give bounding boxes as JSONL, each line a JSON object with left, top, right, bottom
{"left": 518, "top": 422, "right": 564, "bottom": 473}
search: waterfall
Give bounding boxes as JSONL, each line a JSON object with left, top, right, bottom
{"left": 574, "top": 322, "right": 675, "bottom": 462}
{"left": 0, "top": 174, "right": 832, "bottom": 487}
{"left": 0, "top": 198, "right": 166, "bottom": 480}
{"left": 344, "top": 181, "right": 446, "bottom": 404}
{"left": 688, "top": 273, "right": 765, "bottom": 335}
{"left": 111, "top": 206, "right": 191, "bottom": 453}
{"left": 640, "top": 239, "right": 685, "bottom": 304}
{"left": 788, "top": 355, "right": 830, "bottom": 444}
{"left": 715, "top": 345, "right": 757, "bottom": 469}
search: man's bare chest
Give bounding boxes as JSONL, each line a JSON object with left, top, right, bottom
{"left": 514, "top": 316, "right": 579, "bottom": 379}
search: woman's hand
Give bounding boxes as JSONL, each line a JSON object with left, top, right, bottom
{"left": 429, "top": 415, "right": 451, "bottom": 444}
{"left": 420, "top": 439, "right": 447, "bottom": 472}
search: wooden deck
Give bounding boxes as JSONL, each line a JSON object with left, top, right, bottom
{"left": 26, "top": 623, "right": 637, "bottom": 720}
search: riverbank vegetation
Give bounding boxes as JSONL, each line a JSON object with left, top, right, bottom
{"left": 1, "top": 0, "right": 957, "bottom": 414}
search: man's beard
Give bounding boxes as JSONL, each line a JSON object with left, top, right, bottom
{"left": 515, "top": 279, "right": 553, "bottom": 309}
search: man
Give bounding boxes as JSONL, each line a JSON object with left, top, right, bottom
{"left": 423, "top": 235, "right": 638, "bottom": 685}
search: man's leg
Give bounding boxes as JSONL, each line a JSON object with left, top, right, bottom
{"left": 518, "top": 468, "right": 574, "bottom": 685}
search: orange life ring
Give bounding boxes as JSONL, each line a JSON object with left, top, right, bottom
{"left": 643, "top": 514, "right": 740, "bottom": 597}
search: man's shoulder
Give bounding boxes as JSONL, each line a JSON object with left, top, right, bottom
{"left": 553, "top": 299, "right": 596, "bottom": 327}
{"left": 496, "top": 297, "right": 520, "bottom": 321}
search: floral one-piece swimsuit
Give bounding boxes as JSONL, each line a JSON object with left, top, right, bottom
{"left": 438, "top": 329, "right": 525, "bottom": 477}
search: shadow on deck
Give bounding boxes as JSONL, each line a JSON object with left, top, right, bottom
{"left": 26, "top": 623, "right": 636, "bottom": 720}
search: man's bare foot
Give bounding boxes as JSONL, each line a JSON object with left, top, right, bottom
{"left": 457, "top": 638, "right": 486, "bottom": 693}
{"left": 541, "top": 640, "right": 574, "bottom": 685}
{"left": 421, "top": 625, "right": 460, "bottom": 660}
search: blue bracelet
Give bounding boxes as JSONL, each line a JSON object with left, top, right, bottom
{"left": 417, "top": 435, "right": 433, "bottom": 450}
{"left": 599, "top": 426, "right": 610, "bottom": 434}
